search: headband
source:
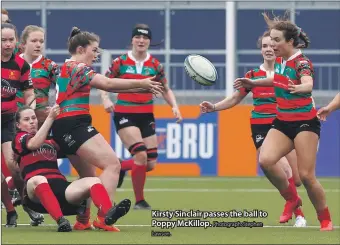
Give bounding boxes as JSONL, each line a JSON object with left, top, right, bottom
{"left": 132, "top": 27, "right": 152, "bottom": 40}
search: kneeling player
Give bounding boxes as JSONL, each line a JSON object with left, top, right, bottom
{"left": 12, "top": 105, "right": 131, "bottom": 232}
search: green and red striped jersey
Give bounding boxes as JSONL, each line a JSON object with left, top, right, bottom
{"left": 239, "top": 65, "right": 276, "bottom": 125}
{"left": 273, "top": 50, "right": 316, "bottom": 121}
{"left": 55, "top": 60, "right": 96, "bottom": 119}
{"left": 105, "top": 51, "right": 167, "bottom": 113}
{"left": 17, "top": 55, "right": 59, "bottom": 109}
{"left": 1, "top": 54, "right": 32, "bottom": 114}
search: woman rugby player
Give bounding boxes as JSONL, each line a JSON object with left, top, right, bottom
{"left": 13, "top": 105, "right": 129, "bottom": 232}
{"left": 100, "top": 24, "right": 182, "bottom": 210}
{"left": 200, "top": 31, "right": 306, "bottom": 227}
{"left": 1, "top": 23, "right": 44, "bottom": 226}
{"left": 51, "top": 26, "right": 163, "bottom": 218}
{"left": 234, "top": 14, "right": 333, "bottom": 231}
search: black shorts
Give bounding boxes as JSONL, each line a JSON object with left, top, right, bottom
{"left": 113, "top": 112, "right": 156, "bottom": 138}
{"left": 251, "top": 124, "right": 272, "bottom": 149}
{"left": 51, "top": 115, "right": 99, "bottom": 155}
{"left": 272, "top": 117, "right": 321, "bottom": 140}
{"left": 24, "top": 178, "right": 86, "bottom": 216}
{"left": 1, "top": 113, "right": 15, "bottom": 144}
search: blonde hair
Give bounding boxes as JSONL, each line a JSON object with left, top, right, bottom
{"left": 20, "top": 25, "right": 45, "bottom": 44}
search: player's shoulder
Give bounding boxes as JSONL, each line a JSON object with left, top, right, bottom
{"left": 14, "top": 54, "right": 28, "bottom": 69}
{"left": 15, "top": 131, "right": 29, "bottom": 142}
{"left": 294, "top": 54, "right": 312, "bottom": 69}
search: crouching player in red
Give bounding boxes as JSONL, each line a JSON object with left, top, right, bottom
{"left": 12, "top": 105, "right": 131, "bottom": 232}
{"left": 234, "top": 14, "right": 333, "bottom": 231}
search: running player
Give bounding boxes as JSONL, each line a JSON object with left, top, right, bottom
{"left": 100, "top": 23, "right": 182, "bottom": 210}
{"left": 13, "top": 105, "right": 130, "bottom": 232}
{"left": 51, "top": 27, "right": 163, "bottom": 225}
{"left": 317, "top": 93, "right": 340, "bottom": 121}
{"left": 17, "top": 25, "right": 59, "bottom": 127}
{"left": 200, "top": 31, "right": 306, "bottom": 227}
{"left": 234, "top": 14, "right": 333, "bottom": 231}
{"left": 1, "top": 23, "right": 44, "bottom": 225}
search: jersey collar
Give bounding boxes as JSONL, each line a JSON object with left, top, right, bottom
{"left": 128, "top": 50, "right": 150, "bottom": 63}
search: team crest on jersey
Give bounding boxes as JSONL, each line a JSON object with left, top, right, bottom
{"left": 9, "top": 71, "right": 16, "bottom": 80}
{"left": 144, "top": 68, "right": 150, "bottom": 75}
{"left": 126, "top": 66, "right": 135, "bottom": 74}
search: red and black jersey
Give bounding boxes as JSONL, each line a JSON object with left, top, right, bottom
{"left": 12, "top": 131, "right": 66, "bottom": 181}
{"left": 1, "top": 54, "right": 33, "bottom": 114}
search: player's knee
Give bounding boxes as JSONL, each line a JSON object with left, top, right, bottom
{"left": 89, "top": 177, "right": 102, "bottom": 186}
{"left": 28, "top": 175, "right": 48, "bottom": 189}
{"left": 299, "top": 169, "right": 316, "bottom": 186}
{"left": 258, "top": 153, "right": 276, "bottom": 168}
{"left": 129, "top": 142, "right": 147, "bottom": 165}
{"left": 134, "top": 151, "right": 148, "bottom": 166}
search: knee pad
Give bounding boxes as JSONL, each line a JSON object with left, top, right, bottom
{"left": 128, "top": 142, "right": 147, "bottom": 156}
{"left": 147, "top": 148, "right": 158, "bottom": 161}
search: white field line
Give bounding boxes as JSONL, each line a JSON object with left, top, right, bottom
{"left": 10, "top": 224, "right": 340, "bottom": 229}
{"left": 115, "top": 188, "right": 340, "bottom": 193}
{"left": 131, "top": 177, "right": 340, "bottom": 182}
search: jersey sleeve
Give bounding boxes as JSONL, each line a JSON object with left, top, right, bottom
{"left": 13, "top": 132, "right": 33, "bottom": 156}
{"left": 238, "top": 70, "right": 252, "bottom": 96}
{"left": 296, "top": 57, "right": 314, "bottom": 79}
{"left": 155, "top": 61, "right": 167, "bottom": 84}
{"left": 49, "top": 61, "right": 60, "bottom": 84}
{"left": 71, "top": 63, "right": 96, "bottom": 87}
{"left": 105, "top": 57, "right": 120, "bottom": 78}
{"left": 20, "top": 61, "right": 33, "bottom": 90}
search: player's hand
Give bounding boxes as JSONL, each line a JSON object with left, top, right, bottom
{"left": 233, "top": 78, "right": 254, "bottom": 90}
{"left": 172, "top": 106, "right": 183, "bottom": 123}
{"left": 287, "top": 79, "right": 301, "bottom": 94}
{"left": 317, "top": 106, "right": 331, "bottom": 121}
{"left": 47, "top": 104, "right": 60, "bottom": 119}
{"left": 140, "top": 76, "right": 164, "bottom": 95}
{"left": 103, "top": 98, "right": 115, "bottom": 113}
{"left": 200, "top": 101, "right": 215, "bottom": 113}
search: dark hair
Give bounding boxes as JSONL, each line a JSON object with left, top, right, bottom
{"left": 12, "top": 106, "right": 35, "bottom": 164}
{"left": 14, "top": 105, "right": 34, "bottom": 132}
{"left": 1, "top": 23, "right": 17, "bottom": 37}
{"left": 257, "top": 31, "right": 271, "bottom": 48}
{"left": 67, "top": 26, "right": 100, "bottom": 54}
{"left": 262, "top": 12, "right": 310, "bottom": 48}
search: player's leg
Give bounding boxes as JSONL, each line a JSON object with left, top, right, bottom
{"left": 2, "top": 140, "right": 44, "bottom": 225}
{"left": 294, "top": 127, "right": 332, "bottom": 231}
{"left": 26, "top": 176, "right": 72, "bottom": 232}
{"left": 1, "top": 173, "right": 17, "bottom": 227}
{"left": 65, "top": 177, "right": 130, "bottom": 231}
{"left": 117, "top": 126, "right": 149, "bottom": 209}
{"left": 259, "top": 126, "right": 301, "bottom": 223}
{"left": 68, "top": 154, "right": 95, "bottom": 230}
{"left": 285, "top": 149, "right": 302, "bottom": 187}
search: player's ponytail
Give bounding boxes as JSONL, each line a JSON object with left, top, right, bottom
{"left": 297, "top": 28, "right": 310, "bottom": 49}
{"left": 67, "top": 27, "right": 99, "bottom": 54}
{"left": 69, "top": 26, "right": 81, "bottom": 39}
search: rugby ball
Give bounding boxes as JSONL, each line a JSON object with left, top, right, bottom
{"left": 184, "top": 54, "right": 218, "bottom": 86}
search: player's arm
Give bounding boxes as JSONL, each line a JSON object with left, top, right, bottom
{"left": 21, "top": 61, "right": 36, "bottom": 109}
{"left": 26, "top": 105, "right": 60, "bottom": 150}
{"left": 325, "top": 93, "right": 340, "bottom": 112}
{"left": 214, "top": 90, "right": 247, "bottom": 111}
{"left": 48, "top": 61, "right": 59, "bottom": 106}
{"left": 91, "top": 74, "right": 163, "bottom": 94}
{"left": 288, "top": 59, "right": 314, "bottom": 94}
{"left": 200, "top": 90, "right": 247, "bottom": 113}
{"left": 234, "top": 77, "right": 273, "bottom": 90}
